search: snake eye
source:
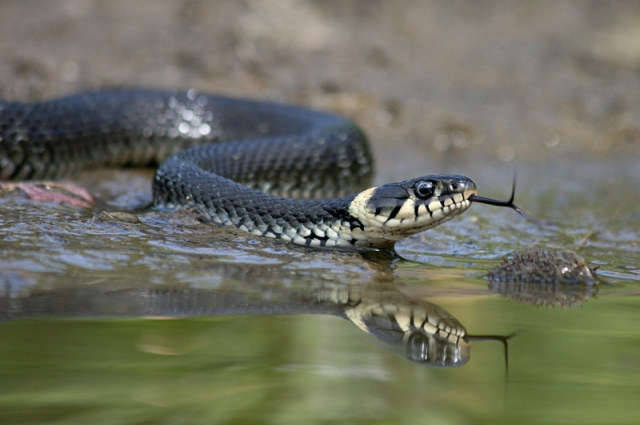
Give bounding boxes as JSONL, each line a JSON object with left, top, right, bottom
{"left": 414, "top": 180, "right": 435, "bottom": 199}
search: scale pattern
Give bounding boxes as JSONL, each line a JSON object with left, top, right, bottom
{"left": 0, "top": 88, "right": 379, "bottom": 246}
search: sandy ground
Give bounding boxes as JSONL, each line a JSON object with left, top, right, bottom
{"left": 1, "top": 0, "right": 639, "bottom": 185}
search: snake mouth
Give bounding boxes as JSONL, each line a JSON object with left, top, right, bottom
{"left": 406, "top": 188, "right": 475, "bottom": 230}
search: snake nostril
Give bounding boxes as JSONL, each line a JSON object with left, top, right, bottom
{"left": 449, "top": 182, "right": 459, "bottom": 191}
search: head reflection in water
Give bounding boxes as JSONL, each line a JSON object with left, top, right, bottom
{"left": 342, "top": 298, "right": 471, "bottom": 367}
{"left": 339, "top": 291, "right": 514, "bottom": 369}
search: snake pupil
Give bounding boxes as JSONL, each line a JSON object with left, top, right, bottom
{"left": 414, "top": 180, "right": 435, "bottom": 199}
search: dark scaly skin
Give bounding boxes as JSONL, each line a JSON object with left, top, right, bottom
{"left": 0, "top": 88, "right": 373, "bottom": 188}
{"left": 0, "top": 89, "right": 374, "bottom": 240}
{"left": 0, "top": 88, "right": 477, "bottom": 248}
{"left": 153, "top": 140, "right": 368, "bottom": 246}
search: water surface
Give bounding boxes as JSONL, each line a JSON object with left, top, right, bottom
{"left": 1, "top": 156, "right": 638, "bottom": 424}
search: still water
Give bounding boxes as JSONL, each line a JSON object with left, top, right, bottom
{"left": 0, "top": 158, "right": 638, "bottom": 424}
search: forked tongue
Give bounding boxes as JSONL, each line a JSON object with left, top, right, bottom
{"left": 468, "top": 175, "right": 529, "bottom": 218}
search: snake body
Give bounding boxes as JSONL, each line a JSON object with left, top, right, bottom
{"left": 0, "top": 88, "right": 477, "bottom": 248}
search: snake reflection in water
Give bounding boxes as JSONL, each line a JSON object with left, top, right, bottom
{"left": 0, "top": 275, "right": 513, "bottom": 368}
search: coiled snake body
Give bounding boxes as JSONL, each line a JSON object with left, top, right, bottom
{"left": 0, "top": 89, "right": 478, "bottom": 248}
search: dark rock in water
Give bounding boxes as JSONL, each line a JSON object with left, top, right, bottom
{"left": 487, "top": 249, "right": 597, "bottom": 285}
{"left": 487, "top": 249, "right": 599, "bottom": 308}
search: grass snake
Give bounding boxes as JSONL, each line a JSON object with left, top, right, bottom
{"left": 0, "top": 88, "right": 513, "bottom": 249}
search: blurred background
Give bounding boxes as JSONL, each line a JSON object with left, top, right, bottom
{"left": 1, "top": 0, "right": 639, "bottom": 183}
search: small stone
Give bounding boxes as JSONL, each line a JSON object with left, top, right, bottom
{"left": 487, "top": 248, "right": 599, "bottom": 308}
{"left": 93, "top": 211, "right": 140, "bottom": 224}
{"left": 487, "top": 248, "right": 597, "bottom": 285}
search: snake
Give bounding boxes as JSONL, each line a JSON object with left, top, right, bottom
{"left": 0, "top": 88, "right": 515, "bottom": 249}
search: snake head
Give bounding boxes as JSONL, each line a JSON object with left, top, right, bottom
{"left": 347, "top": 174, "right": 477, "bottom": 247}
